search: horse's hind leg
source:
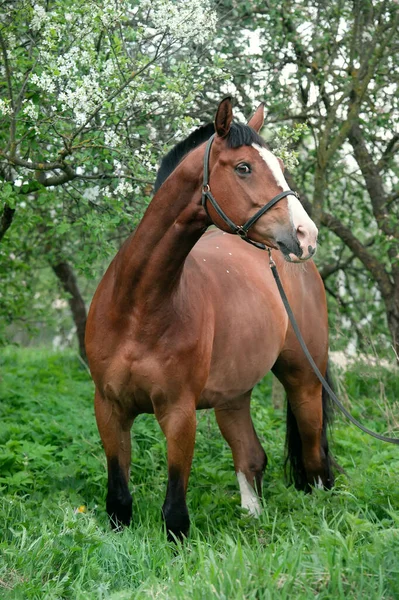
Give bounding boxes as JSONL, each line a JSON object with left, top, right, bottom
{"left": 155, "top": 397, "right": 197, "bottom": 541}
{"left": 273, "top": 365, "right": 334, "bottom": 491}
{"left": 95, "top": 389, "right": 134, "bottom": 529}
{"left": 215, "top": 392, "right": 267, "bottom": 516}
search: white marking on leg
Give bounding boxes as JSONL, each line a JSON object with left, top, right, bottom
{"left": 315, "top": 476, "right": 324, "bottom": 490}
{"left": 237, "top": 471, "right": 261, "bottom": 517}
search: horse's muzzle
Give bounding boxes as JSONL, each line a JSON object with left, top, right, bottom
{"left": 277, "top": 234, "right": 316, "bottom": 263}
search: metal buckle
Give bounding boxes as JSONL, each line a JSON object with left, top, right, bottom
{"left": 236, "top": 226, "right": 247, "bottom": 238}
{"left": 267, "top": 247, "right": 276, "bottom": 267}
{"left": 202, "top": 184, "right": 210, "bottom": 193}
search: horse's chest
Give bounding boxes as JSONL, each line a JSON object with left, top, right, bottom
{"left": 101, "top": 327, "right": 211, "bottom": 413}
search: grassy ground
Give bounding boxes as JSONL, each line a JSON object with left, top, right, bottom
{"left": 1, "top": 348, "right": 399, "bottom": 599}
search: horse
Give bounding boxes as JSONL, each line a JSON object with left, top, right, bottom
{"left": 85, "top": 98, "right": 334, "bottom": 541}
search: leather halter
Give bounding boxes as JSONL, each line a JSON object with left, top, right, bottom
{"left": 201, "top": 134, "right": 300, "bottom": 250}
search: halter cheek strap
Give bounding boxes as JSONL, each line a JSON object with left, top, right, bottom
{"left": 201, "top": 134, "right": 300, "bottom": 251}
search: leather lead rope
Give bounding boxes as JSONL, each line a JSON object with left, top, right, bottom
{"left": 268, "top": 250, "right": 399, "bottom": 445}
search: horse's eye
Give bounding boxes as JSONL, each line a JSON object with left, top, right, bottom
{"left": 235, "top": 163, "right": 251, "bottom": 176}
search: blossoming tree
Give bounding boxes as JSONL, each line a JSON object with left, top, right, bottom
{"left": 0, "top": 0, "right": 223, "bottom": 354}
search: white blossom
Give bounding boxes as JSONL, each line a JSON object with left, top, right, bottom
{"left": 113, "top": 179, "right": 133, "bottom": 198}
{"left": 58, "top": 70, "right": 105, "bottom": 125}
{"left": 83, "top": 186, "right": 100, "bottom": 201}
{"left": 145, "top": 0, "right": 217, "bottom": 41}
{"left": 31, "top": 72, "right": 56, "bottom": 94}
{"left": 133, "top": 147, "right": 157, "bottom": 173}
{"left": 31, "top": 3, "right": 49, "bottom": 32}
{"left": 98, "top": 0, "right": 127, "bottom": 26}
{"left": 104, "top": 129, "right": 120, "bottom": 148}
{"left": 0, "top": 98, "right": 12, "bottom": 116}
{"left": 22, "top": 99, "right": 39, "bottom": 120}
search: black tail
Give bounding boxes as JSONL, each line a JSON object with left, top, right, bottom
{"left": 284, "top": 362, "right": 336, "bottom": 491}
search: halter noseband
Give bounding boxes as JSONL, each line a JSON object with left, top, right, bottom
{"left": 201, "top": 134, "right": 300, "bottom": 251}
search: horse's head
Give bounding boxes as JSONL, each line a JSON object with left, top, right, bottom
{"left": 203, "top": 98, "right": 317, "bottom": 262}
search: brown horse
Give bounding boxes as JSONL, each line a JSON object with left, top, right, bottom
{"left": 85, "top": 98, "right": 334, "bottom": 540}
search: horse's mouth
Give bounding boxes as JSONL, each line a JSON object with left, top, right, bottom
{"left": 278, "top": 241, "right": 316, "bottom": 263}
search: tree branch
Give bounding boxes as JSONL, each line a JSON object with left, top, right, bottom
{"left": 377, "top": 133, "right": 399, "bottom": 172}
{"left": 324, "top": 282, "right": 370, "bottom": 353}
{"left": 321, "top": 210, "right": 393, "bottom": 298}
{"left": 0, "top": 152, "right": 77, "bottom": 187}
{"left": 319, "top": 252, "right": 357, "bottom": 281}
{"left": 348, "top": 122, "right": 394, "bottom": 237}
{"left": 324, "top": 8, "right": 399, "bottom": 164}
{"left": 0, "top": 151, "right": 64, "bottom": 171}
{"left": 43, "top": 166, "right": 77, "bottom": 187}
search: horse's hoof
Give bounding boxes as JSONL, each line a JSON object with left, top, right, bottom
{"left": 162, "top": 506, "right": 190, "bottom": 542}
{"left": 106, "top": 494, "right": 132, "bottom": 530}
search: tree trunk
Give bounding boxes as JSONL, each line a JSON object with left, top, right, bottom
{"left": 0, "top": 204, "right": 15, "bottom": 243}
{"left": 52, "top": 262, "right": 87, "bottom": 362}
{"left": 383, "top": 280, "right": 399, "bottom": 363}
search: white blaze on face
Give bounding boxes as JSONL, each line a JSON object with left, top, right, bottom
{"left": 237, "top": 471, "right": 261, "bottom": 517}
{"left": 252, "top": 143, "right": 318, "bottom": 247}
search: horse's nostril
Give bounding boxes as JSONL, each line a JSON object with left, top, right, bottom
{"left": 296, "top": 225, "right": 307, "bottom": 242}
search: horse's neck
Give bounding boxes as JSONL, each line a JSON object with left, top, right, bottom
{"left": 113, "top": 158, "right": 207, "bottom": 310}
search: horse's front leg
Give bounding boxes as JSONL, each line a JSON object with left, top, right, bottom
{"left": 155, "top": 396, "right": 197, "bottom": 541}
{"left": 215, "top": 392, "right": 267, "bottom": 517}
{"left": 95, "top": 389, "right": 134, "bottom": 529}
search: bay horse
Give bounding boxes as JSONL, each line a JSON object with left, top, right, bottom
{"left": 85, "top": 98, "right": 334, "bottom": 540}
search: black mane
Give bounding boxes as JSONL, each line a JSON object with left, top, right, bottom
{"left": 154, "top": 122, "right": 267, "bottom": 193}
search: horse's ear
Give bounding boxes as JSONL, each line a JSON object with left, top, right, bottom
{"left": 247, "top": 103, "right": 264, "bottom": 133}
{"left": 214, "top": 97, "right": 233, "bottom": 138}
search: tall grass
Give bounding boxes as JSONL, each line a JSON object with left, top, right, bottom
{"left": 1, "top": 348, "right": 399, "bottom": 599}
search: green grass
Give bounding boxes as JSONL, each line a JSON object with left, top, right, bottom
{"left": 1, "top": 348, "right": 399, "bottom": 599}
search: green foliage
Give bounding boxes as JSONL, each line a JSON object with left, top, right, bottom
{"left": 269, "top": 123, "right": 310, "bottom": 171}
{"left": 0, "top": 0, "right": 226, "bottom": 345}
{"left": 1, "top": 348, "right": 399, "bottom": 598}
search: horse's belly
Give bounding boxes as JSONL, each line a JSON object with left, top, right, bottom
{"left": 187, "top": 240, "right": 289, "bottom": 407}
{"left": 200, "top": 310, "right": 286, "bottom": 406}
